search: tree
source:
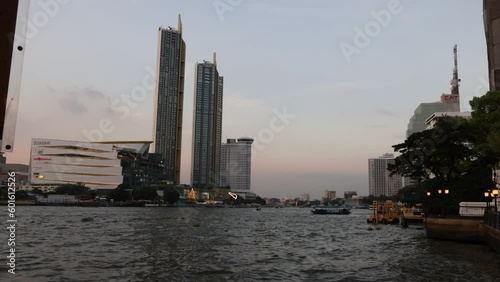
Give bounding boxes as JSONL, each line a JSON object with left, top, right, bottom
{"left": 163, "top": 186, "right": 180, "bottom": 205}
{"left": 388, "top": 94, "right": 500, "bottom": 207}
{"left": 255, "top": 196, "right": 266, "bottom": 206}
{"left": 107, "top": 186, "right": 131, "bottom": 202}
{"left": 470, "top": 91, "right": 500, "bottom": 156}
{"left": 54, "top": 184, "right": 90, "bottom": 196}
{"left": 132, "top": 186, "right": 159, "bottom": 201}
{"left": 117, "top": 183, "right": 132, "bottom": 190}
{"left": 389, "top": 117, "right": 477, "bottom": 182}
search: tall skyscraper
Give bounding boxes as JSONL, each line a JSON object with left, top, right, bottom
{"left": 152, "top": 16, "right": 186, "bottom": 185}
{"left": 368, "top": 153, "right": 402, "bottom": 196}
{"left": 191, "top": 54, "right": 223, "bottom": 189}
{"left": 219, "top": 138, "right": 253, "bottom": 193}
{"left": 484, "top": 0, "right": 500, "bottom": 91}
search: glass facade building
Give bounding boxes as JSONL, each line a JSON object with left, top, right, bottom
{"left": 152, "top": 16, "right": 186, "bottom": 185}
{"left": 191, "top": 55, "right": 223, "bottom": 189}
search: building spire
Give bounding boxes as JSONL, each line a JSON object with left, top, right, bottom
{"left": 213, "top": 52, "right": 217, "bottom": 67}
{"left": 450, "top": 44, "right": 460, "bottom": 95}
{"left": 178, "top": 14, "right": 183, "bottom": 33}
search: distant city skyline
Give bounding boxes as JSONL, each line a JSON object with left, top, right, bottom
{"left": 5, "top": 1, "right": 489, "bottom": 200}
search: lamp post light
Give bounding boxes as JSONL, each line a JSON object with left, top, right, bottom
{"left": 485, "top": 191, "right": 491, "bottom": 210}
{"left": 425, "top": 191, "right": 431, "bottom": 220}
{"left": 437, "top": 188, "right": 449, "bottom": 217}
{"left": 493, "top": 188, "right": 499, "bottom": 213}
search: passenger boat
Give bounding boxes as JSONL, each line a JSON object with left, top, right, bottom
{"left": 311, "top": 206, "right": 351, "bottom": 215}
{"left": 401, "top": 207, "right": 425, "bottom": 224}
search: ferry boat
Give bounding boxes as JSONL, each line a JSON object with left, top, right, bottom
{"left": 311, "top": 206, "right": 351, "bottom": 215}
{"left": 401, "top": 207, "right": 425, "bottom": 224}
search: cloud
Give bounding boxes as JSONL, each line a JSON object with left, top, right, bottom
{"left": 59, "top": 94, "right": 88, "bottom": 114}
{"left": 376, "top": 108, "right": 396, "bottom": 117}
{"left": 53, "top": 86, "right": 112, "bottom": 115}
{"left": 224, "top": 92, "right": 267, "bottom": 109}
{"left": 83, "top": 87, "right": 107, "bottom": 99}
{"left": 298, "top": 80, "right": 385, "bottom": 98}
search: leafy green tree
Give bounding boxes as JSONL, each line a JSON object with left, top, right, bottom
{"left": 255, "top": 196, "right": 266, "bottom": 205}
{"left": 107, "top": 186, "right": 131, "bottom": 202}
{"left": 54, "top": 184, "right": 90, "bottom": 196}
{"left": 361, "top": 195, "right": 375, "bottom": 205}
{"left": 388, "top": 92, "right": 500, "bottom": 208}
{"left": 310, "top": 200, "right": 321, "bottom": 206}
{"left": 389, "top": 117, "right": 477, "bottom": 184}
{"left": 163, "top": 186, "right": 180, "bottom": 205}
{"left": 470, "top": 91, "right": 500, "bottom": 155}
{"left": 132, "top": 186, "right": 159, "bottom": 201}
{"left": 117, "top": 183, "right": 132, "bottom": 190}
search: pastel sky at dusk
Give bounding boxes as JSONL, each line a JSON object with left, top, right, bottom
{"left": 6, "top": 0, "right": 488, "bottom": 199}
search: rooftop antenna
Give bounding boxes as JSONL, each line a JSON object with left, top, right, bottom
{"left": 450, "top": 44, "right": 460, "bottom": 95}
{"left": 178, "top": 14, "right": 183, "bottom": 33}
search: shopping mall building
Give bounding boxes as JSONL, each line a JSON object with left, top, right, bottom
{"left": 29, "top": 138, "right": 165, "bottom": 190}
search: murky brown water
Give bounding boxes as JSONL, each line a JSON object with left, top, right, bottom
{"left": 1, "top": 207, "right": 499, "bottom": 281}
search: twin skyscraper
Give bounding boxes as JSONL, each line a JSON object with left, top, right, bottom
{"left": 152, "top": 16, "right": 224, "bottom": 189}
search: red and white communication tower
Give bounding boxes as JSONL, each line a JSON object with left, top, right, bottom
{"left": 450, "top": 44, "right": 460, "bottom": 95}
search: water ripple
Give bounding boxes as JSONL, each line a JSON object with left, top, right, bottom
{"left": 0, "top": 207, "right": 499, "bottom": 281}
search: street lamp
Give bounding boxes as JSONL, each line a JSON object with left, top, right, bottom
{"left": 493, "top": 188, "right": 499, "bottom": 213}
{"left": 437, "top": 188, "right": 448, "bottom": 217}
{"left": 485, "top": 191, "right": 491, "bottom": 210}
{"left": 426, "top": 191, "right": 431, "bottom": 196}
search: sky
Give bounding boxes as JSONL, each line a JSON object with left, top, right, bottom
{"left": 6, "top": 0, "right": 489, "bottom": 200}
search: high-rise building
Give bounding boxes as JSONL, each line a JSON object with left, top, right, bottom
{"left": 219, "top": 138, "right": 253, "bottom": 193}
{"left": 344, "top": 191, "right": 358, "bottom": 199}
{"left": 368, "top": 153, "right": 402, "bottom": 196}
{"left": 301, "top": 193, "right": 310, "bottom": 201}
{"left": 324, "top": 190, "right": 336, "bottom": 200}
{"left": 484, "top": 0, "right": 500, "bottom": 91}
{"left": 152, "top": 16, "right": 186, "bottom": 185}
{"left": 191, "top": 54, "right": 223, "bottom": 188}
{"left": 406, "top": 102, "right": 446, "bottom": 138}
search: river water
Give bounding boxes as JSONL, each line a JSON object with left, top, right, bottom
{"left": 1, "top": 207, "right": 499, "bottom": 281}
